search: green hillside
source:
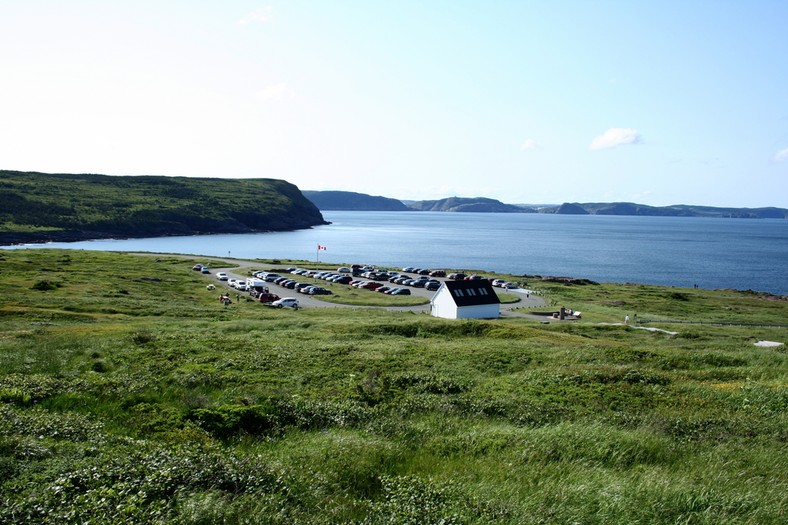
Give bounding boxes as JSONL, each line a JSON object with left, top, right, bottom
{"left": 0, "top": 249, "right": 785, "bottom": 524}
{"left": 0, "top": 170, "right": 327, "bottom": 244}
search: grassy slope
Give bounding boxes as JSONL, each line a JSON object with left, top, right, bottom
{"left": 0, "top": 249, "right": 786, "bottom": 524}
{"left": 0, "top": 170, "right": 325, "bottom": 243}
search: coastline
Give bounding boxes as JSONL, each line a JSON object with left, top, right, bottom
{"left": 3, "top": 211, "right": 786, "bottom": 297}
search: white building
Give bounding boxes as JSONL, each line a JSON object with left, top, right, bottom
{"left": 430, "top": 279, "right": 501, "bottom": 319}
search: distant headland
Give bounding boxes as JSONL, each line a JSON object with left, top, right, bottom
{"left": 304, "top": 191, "right": 788, "bottom": 219}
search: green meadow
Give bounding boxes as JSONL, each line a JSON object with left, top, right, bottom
{"left": 1, "top": 249, "right": 785, "bottom": 524}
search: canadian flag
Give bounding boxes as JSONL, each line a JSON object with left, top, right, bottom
{"left": 317, "top": 244, "right": 327, "bottom": 250}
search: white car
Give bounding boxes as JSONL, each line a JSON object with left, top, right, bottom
{"left": 271, "top": 297, "right": 299, "bottom": 309}
{"left": 216, "top": 272, "right": 228, "bottom": 281}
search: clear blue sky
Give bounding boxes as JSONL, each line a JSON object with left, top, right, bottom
{"left": 3, "top": 1, "right": 787, "bottom": 207}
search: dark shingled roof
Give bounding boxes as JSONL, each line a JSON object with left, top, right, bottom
{"left": 442, "top": 279, "right": 501, "bottom": 307}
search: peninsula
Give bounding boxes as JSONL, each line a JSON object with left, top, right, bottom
{"left": 0, "top": 170, "right": 327, "bottom": 245}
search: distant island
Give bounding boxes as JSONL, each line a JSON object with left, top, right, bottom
{"left": 305, "top": 191, "right": 788, "bottom": 219}
{"left": 0, "top": 170, "right": 327, "bottom": 245}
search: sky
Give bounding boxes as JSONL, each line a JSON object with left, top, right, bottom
{"left": 2, "top": 0, "right": 788, "bottom": 208}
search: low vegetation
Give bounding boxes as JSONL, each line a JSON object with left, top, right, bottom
{"left": 1, "top": 249, "right": 786, "bottom": 524}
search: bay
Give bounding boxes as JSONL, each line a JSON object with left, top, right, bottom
{"left": 5, "top": 211, "right": 787, "bottom": 295}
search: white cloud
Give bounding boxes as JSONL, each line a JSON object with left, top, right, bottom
{"left": 773, "top": 147, "right": 788, "bottom": 162}
{"left": 257, "top": 82, "right": 293, "bottom": 101}
{"left": 590, "top": 127, "right": 642, "bottom": 150}
{"left": 238, "top": 7, "right": 273, "bottom": 25}
{"left": 520, "top": 138, "right": 539, "bottom": 151}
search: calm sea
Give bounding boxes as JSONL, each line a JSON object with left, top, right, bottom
{"left": 5, "top": 212, "right": 788, "bottom": 295}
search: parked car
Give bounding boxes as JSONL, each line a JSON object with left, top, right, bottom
{"left": 448, "top": 273, "right": 467, "bottom": 280}
{"left": 337, "top": 267, "right": 351, "bottom": 273}
{"left": 258, "top": 292, "right": 280, "bottom": 303}
{"left": 216, "top": 272, "right": 228, "bottom": 281}
{"left": 235, "top": 283, "right": 247, "bottom": 291}
{"left": 271, "top": 297, "right": 299, "bottom": 308}
{"left": 192, "top": 264, "right": 203, "bottom": 271}
{"left": 429, "top": 270, "right": 446, "bottom": 277}
{"left": 426, "top": 281, "right": 441, "bottom": 291}
{"left": 390, "top": 288, "right": 411, "bottom": 295}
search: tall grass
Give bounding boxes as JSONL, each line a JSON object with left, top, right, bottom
{"left": 0, "top": 249, "right": 785, "bottom": 523}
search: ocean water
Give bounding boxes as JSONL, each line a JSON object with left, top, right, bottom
{"left": 5, "top": 211, "right": 788, "bottom": 295}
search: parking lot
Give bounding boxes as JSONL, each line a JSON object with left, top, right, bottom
{"left": 195, "top": 260, "right": 544, "bottom": 312}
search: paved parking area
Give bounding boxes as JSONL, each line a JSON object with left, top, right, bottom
{"left": 201, "top": 258, "right": 546, "bottom": 312}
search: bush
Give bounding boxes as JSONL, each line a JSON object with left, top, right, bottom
{"left": 187, "top": 404, "right": 278, "bottom": 439}
{"left": 31, "top": 280, "right": 60, "bottom": 291}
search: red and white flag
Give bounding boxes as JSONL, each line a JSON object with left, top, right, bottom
{"left": 317, "top": 244, "right": 327, "bottom": 251}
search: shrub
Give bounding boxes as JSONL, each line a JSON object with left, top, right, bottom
{"left": 130, "top": 330, "right": 157, "bottom": 345}
{"left": 31, "top": 280, "right": 60, "bottom": 291}
{"left": 0, "top": 387, "right": 32, "bottom": 405}
{"left": 186, "top": 404, "right": 278, "bottom": 439}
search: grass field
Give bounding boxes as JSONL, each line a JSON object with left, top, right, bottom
{"left": 1, "top": 249, "right": 785, "bottom": 524}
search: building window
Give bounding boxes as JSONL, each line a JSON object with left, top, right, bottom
{"left": 453, "top": 289, "right": 464, "bottom": 297}
{"left": 479, "top": 288, "right": 488, "bottom": 295}
{"left": 467, "top": 288, "right": 476, "bottom": 296}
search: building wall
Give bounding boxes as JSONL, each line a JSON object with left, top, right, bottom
{"left": 431, "top": 290, "right": 458, "bottom": 319}
{"left": 430, "top": 288, "right": 499, "bottom": 319}
{"left": 454, "top": 304, "right": 500, "bottom": 319}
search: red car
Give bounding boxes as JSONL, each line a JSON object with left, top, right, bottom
{"left": 258, "top": 292, "right": 281, "bottom": 303}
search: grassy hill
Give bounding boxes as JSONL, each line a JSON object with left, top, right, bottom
{"left": 0, "top": 170, "right": 327, "bottom": 244}
{"left": 0, "top": 248, "right": 785, "bottom": 523}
